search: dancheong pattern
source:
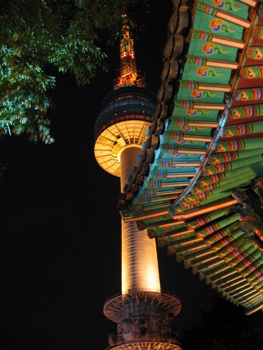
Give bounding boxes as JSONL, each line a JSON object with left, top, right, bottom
{"left": 118, "top": 0, "right": 263, "bottom": 316}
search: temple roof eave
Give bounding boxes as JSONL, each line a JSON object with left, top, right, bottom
{"left": 118, "top": 0, "right": 263, "bottom": 315}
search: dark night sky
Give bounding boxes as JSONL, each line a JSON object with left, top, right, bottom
{"left": 1, "top": 2, "right": 219, "bottom": 349}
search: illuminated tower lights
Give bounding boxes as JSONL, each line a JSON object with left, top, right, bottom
{"left": 94, "top": 14, "right": 182, "bottom": 350}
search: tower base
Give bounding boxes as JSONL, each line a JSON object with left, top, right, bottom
{"left": 106, "top": 340, "right": 182, "bottom": 350}
{"left": 104, "top": 290, "right": 182, "bottom": 349}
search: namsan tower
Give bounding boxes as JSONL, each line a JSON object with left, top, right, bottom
{"left": 94, "top": 13, "right": 182, "bottom": 350}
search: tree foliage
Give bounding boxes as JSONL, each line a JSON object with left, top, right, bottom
{"left": 0, "top": 0, "right": 149, "bottom": 144}
{"left": 181, "top": 296, "right": 263, "bottom": 350}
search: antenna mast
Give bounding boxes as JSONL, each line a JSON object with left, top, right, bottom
{"left": 114, "top": 13, "right": 145, "bottom": 88}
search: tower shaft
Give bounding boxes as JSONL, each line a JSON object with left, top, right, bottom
{"left": 121, "top": 221, "right": 161, "bottom": 294}
{"left": 120, "top": 147, "right": 161, "bottom": 294}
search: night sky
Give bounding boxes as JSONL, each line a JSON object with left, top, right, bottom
{"left": 1, "top": 2, "right": 219, "bottom": 349}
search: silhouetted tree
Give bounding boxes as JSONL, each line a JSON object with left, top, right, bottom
{"left": 181, "top": 296, "right": 263, "bottom": 350}
{"left": 0, "top": 0, "right": 149, "bottom": 143}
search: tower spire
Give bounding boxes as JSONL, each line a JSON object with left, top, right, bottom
{"left": 114, "top": 13, "right": 145, "bottom": 88}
